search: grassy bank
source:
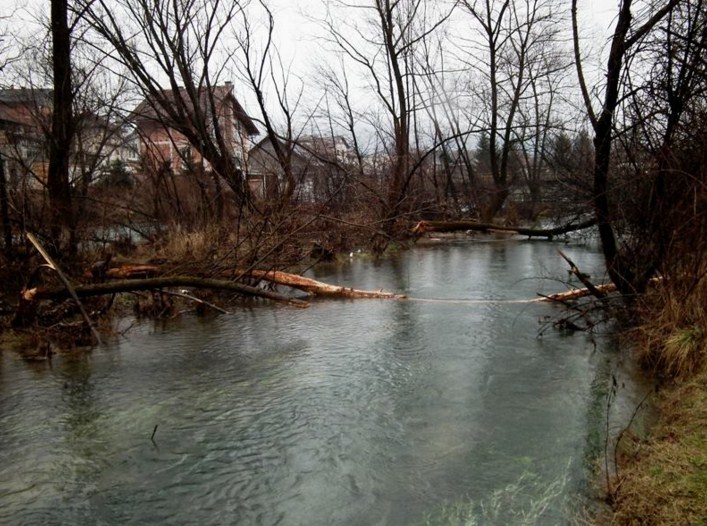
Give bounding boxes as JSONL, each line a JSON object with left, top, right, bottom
{"left": 604, "top": 270, "right": 707, "bottom": 525}
{"left": 610, "top": 368, "right": 707, "bottom": 525}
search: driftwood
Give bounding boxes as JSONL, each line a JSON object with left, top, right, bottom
{"left": 233, "top": 269, "right": 406, "bottom": 299}
{"left": 21, "top": 276, "right": 310, "bottom": 309}
{"left": 412, "top": 217, "right": 597, "bottom": 239}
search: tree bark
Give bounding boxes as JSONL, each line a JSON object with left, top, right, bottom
{"left": 0, "top": 154, "right": 12, "bottom": 253}
{"left": 47, "top": 0, "right": 75, "bottom": 255}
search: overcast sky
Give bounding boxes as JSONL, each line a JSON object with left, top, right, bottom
{"left": 264, "top": 0, "right": 622, "bottom": 74}
{"left": 1, "top": 0, "right": 623, "bottom": 84}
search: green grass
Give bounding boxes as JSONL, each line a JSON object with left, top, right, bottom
{"left": 608, "top": 368, "right": 707, "bottom": 525}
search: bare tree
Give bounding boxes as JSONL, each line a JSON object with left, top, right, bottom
{"left": 0, "top": 150, "right": 10, "bottom": 255}
{"left": 320, "top": 0, "right": 453, "bottom": 243}
{"left": 0, "top": 11, "right": 12, "bottom": 253}
{"left": 231, "top": 0, "right": 306, "bottom": 205}
{"left": 459, "top": 0, "right": 565, "bottom": 221}
{"left": 0, "top": 10, "right": 18, "bottom": 75}
{"left": 513, "top": 41, "right": 573, "bottom": 217}
{"left": 572, "top": 0, "right": 680, "bottom": 293}
{"left": 623, "top": 1, "right": 707, "bottom": 270}
{"left": 78, "top": 0, "right": 255, "bottom": 214}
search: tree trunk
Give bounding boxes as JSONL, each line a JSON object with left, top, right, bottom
{"left": 573, "top": 0, "right": 679, "bottom": 294}
{"left": 481, "top": 185, "right": 509, "bottom": 222}
{"left": 47, "top": 0, "right": 75, "bottom": 255}
{"left": 0, "top": 154, "right": 12, "bottom": 253}
{"left": 13, "top": 276, "right": 309, "bottom": 329}
{"left": 234, "top": 269, "right": 405, "bottom": 299}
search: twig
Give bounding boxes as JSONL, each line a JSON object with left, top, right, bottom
{"left": 151, "top": 424, "right": 158, "bottom": 444}
{"left": 613, "top": 387, "right": 654, "bottom": 483}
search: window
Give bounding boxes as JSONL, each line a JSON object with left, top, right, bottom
{"left": 179, "top": 146, "right": 192, "bottom": 172}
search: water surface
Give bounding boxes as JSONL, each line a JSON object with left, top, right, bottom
{"left": 1, "top": 238, "right": 643, "bottom": 525}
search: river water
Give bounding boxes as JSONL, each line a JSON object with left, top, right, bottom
{"left": 0, "top": 238, "right": 646, "bottom": 525}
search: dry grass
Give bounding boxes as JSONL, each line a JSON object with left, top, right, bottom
{"left": 632, "top": 264, "right": 707, "bottom": 379}
{"left": 155, "top": 226, "right": 227, "bottom": 263}
{"left": 128, "top": 206, "right": 384, "bottom": 276}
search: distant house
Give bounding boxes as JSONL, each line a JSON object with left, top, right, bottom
{"left": 0, "top": 88, "right": 53, "bottom": 185}
{"left": 247, "top": 134, "right": 354, "bottom": 201}
{"left": 131, "top": 82, "right": 258, "bottom": 178}
{"left": 0, "top": 87, "right": 137, "bottom": 188}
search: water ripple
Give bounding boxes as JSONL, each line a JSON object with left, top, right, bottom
{"left": 0, "top": 241, "right": 618, "bottom": 525}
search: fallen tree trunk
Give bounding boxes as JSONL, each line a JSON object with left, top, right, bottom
{"left": 412, "top": 217, "right": 597, "bottom": 239}
{"left": 20, "top": 276, "right": 309, "bottom": 309}
{"left": 540, "top": 283, "right": 618, "bottom": 303}
{"left": 233, "top": 269, "right": 406, "bottom": 299}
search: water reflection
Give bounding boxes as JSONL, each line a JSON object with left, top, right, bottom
{"left": 1, "top": 239, "right": 632, "bottom": 525}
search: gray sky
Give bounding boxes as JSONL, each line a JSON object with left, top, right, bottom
{"left": 266, "top": 0, "right": 622, "bottom": 74}
{"left": 1, "top": 0, "right": 623, "bottom": 85}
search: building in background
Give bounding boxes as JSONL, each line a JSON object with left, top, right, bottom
{"left": 131, "top": 82, "right": 258, "bottom": 179}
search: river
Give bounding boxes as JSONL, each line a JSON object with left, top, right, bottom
{"left": 0, "top": 237, "right": 647, "bottom": 525}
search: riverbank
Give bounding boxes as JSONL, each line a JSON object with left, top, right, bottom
{"left": 602, "top": 274, "right": 707, "bottom": 525}
{"left": 609, "top": 368, "right": 707, "bottom": 525}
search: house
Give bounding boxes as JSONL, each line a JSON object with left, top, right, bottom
{"left": 0, "top": 87, "right": 137, "bottom": 189}
{"left": 130, "top": 82, "right": 258, "bottom": 178}
{"left": 247, "top": 134, "right": 354, "bottom": 202}
{"left": 0, "top": 88, "right": 53, "bottom": 186}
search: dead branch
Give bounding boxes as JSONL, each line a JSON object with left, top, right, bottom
{"left": 540, "top": 283, "right": 618, "bottom": 303}
{"left": 558, "top": 249, "right": 607, "bottom": 299}
{"left": 26, "top": 232, "right": 102, "bottom": 344}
